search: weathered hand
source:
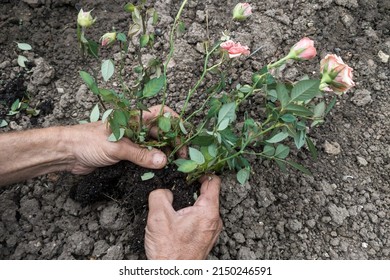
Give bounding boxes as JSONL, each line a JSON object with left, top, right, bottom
{"left": 68, "top": 105, "right": 178, "bottom": 174}
{"left": 145, "top": 175, "right": 223, "bottom": 260}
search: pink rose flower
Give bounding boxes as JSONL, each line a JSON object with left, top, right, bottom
{"left": 320, "top": 54, "right": 355, "bottom": 94}
{"left": 100, "top": 32, "right": 116, "bottom": 47}
{"left": 233, "top": 3, "right": 252, "bottom": 21}
{"left": 288, "top": 37, "right": 317, "bottom": 61}
{"left": 220, "top": 40, "right": 250, "bottom": 58}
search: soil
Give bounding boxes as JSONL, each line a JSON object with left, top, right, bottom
{"left": 1, "top": 0, "right": 390, "bottom": 260}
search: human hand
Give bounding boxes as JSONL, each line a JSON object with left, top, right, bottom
{"left": 145, "top": 175, "right": 223, "bottom": 259}
{"left": 67, "top": 105, "right": 179, "bottom": 174}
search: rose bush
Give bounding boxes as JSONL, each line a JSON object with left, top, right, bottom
{"left": 76, "top": 1, "right": 355, "bottom": 184}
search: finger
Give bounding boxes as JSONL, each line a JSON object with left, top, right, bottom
{"left": 117, "top": 138, "right": 167, "bottom": 169}
{"left": 194, "top": 175, "right": 221, "bottom": 207}
{"left": 143, "top": 105, "right": 179, "bottom": 123}
{"left": 148, "top": 189, "right": 175, "bottom": 219}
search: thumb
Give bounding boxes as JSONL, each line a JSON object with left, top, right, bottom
{"left": 117, "top": 138, "right": 167, "bottom": 169}
{"left": 148, "top": 189, "right": 175, "bottom": 224}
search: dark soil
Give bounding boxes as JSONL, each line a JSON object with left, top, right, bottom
{"left": 1, "top": 0, "right": 390, "bottom": 260}
{"left": 69, "top": 162, "right": 199, "bottom": 255}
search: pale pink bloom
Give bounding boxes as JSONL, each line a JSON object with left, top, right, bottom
{"left": 77, "top": 9, "right": 96, "bottom": 28}
{"left": 100, "top": 32, "right": 116, "bottom": 46}
{"left": 233, "top": 3, "right": 252, "bottom": 20}
{"left": 289, "top": 37, "right": 317, "bottom": 60}
{"left": 320, "top": 54, "right": 355, "bottom": 94}
{"left": 220, "top": 40, "right": 250, "bottom": 58}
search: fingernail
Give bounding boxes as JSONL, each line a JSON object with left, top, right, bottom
{"left": 152, "top": 153, "right": 166, "bottom": 167}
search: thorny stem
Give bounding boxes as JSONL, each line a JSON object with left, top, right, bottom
{"left": 160, "top": 0, "right": 189, "bottom": 115}
{"left": 267, "top": 53, "right": 292, "bottom": 69}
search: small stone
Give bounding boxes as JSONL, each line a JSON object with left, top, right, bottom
{"left": 0, "top": 61, "right": 11, "bottom": 69}
{"left": 233, "top": 232, "right": 246, "bottom": 244}
{"left": 324, "top": 141, "right": 341, "bottom": 155}
{"left": 378, "top": 50, "right": 389, "bottom": 63}
{"left": 287, "top": 219, "right": 302, "bottom": 232}
{"left": 196, "top": 10, "right": 205, "bottom": 22}
{"left": 103, "top": 244, "right": 124, "bottom": 260}
{"left": 328, "top": 203, "right": 349, "bottom": 226}
{"left": 22, "top": 0, "right": 43, "bottom": 7}
{"left": 321, "top": 180, "right": 336, "bottom": 196}
{"left": 306, "top": 219, "right": 316, "bottom": 228}
{"left": 362, "top": 242, "right": 368, "bottom": 249}
{"left": 357, "top": 156, "right": 368, "bottom": 166}
{"left": 57, "top": 88, "right": 65, "bottom": 94}
{"left": 351, "top": 89, "right": 372, "bottom": 106}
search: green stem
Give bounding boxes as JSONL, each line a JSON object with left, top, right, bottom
{"left": 268, "top": 53, "right": 292, "bottom": 69}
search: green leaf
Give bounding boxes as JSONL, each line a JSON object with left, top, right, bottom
{"left": 189, "top": 147, "right": 205, "bottom": 165}
{"left": 152, "top": 10, "right": 159, "bottom": 25}
{"left": 238, "top": 85, "right": 253, "bottom": 93}
{"left": 10, "top": 99, "right": 20, "bottom": 111}
{"left": 237, "top": 168, "right": 250, "bottom": 185}
{"left": 117, "top": 32, "right": 127, "bottom": 42}
{"left": 90, "top": 104, "right": 100, "bottom": 122}
{"left": 108, "top": 128, "right": 125, "bottom": 142}
{"left": 16, "top": 42, "right": 32, "bottom": 51}
{"left": 140, "top": 34, "right": 149, "bottom": 48}
{"left": 218, "top": 102, "right": 236, "bottom": 125}
{"left": 141, "top": 172, "right": 155, "bottom": 181}
{"left": 275, "top": 159, "right": 287, "bottom": 172}
{"left": 217, "top": 118, "right": 230, "bottom": 131}
{"left": 113, "top": 110, "right": 128, "bottom": 126}
{"left": 191, "top": 135, "right": 214, "bottom": 146}
{"left": 0, "top": 119, "right": 8, "bottom": 128}
{"left": 294, "top": 129, "right": 306, "bottom": 149}
{"left": 99, "top": 89, "right": 116, "bottom": 102}
{"left": 17, "top": 55, "right": 28, "bottom": 68}
{"left": 263, "top": 145, "right": 275, "bottom": 156}
{"left": 128, "top": 24, "right": 141, "bottom": 37}
{"left": 306, "top": 137, "right": 318, "bottom": 160}
{"left": 176, "top": 159, "right": 198, "bottom": 173}
{"left": 79, "top": 71, "right": 99, "bottom": 95}
{"left": 102, "top": 109, "right": 113, "bottom": 123}
{"left": 266, "top": 132, "right": 289, "bottom": 144}
{"left": 101, "top": 59, "right": 115, "bottom": 82}
{"left": 290, "top": 80, "right": 321, "bottom": 102}
{"left": 179, "top": 121, "right": 188, "bottom": 135}
{"left": 281, "top": 114, "right": 296, "bottom": 123}
{"left": 276, "top": 83, "right": 290, "bottom": 108}
{"left": 208, "top": 144, "right": 217, "bottom": 158}
{"left": 87, "top": 39, "right": 99, "bottom": 59}
{"left": 274, "top": 144, "right": 290, "bottom": 159}
{"left": 142, "top": 75, "right": 165, "bottom": 98}
{"left": 158, "top": 116, "right": 171, "bottom": 132}
{"left": 177, "top": 21, "right": 186, "bottom": 34}
{"left": 314, "top": 101, "right": 326, "bottom": 118}
{"left": 124, "top": 3, "right": 136, "bottom": 12}
{"left": 286, "top": 160, "right": 312, "bottom": 176}
{"left": 285, "top": 104, "right": 314, "bottom": 117}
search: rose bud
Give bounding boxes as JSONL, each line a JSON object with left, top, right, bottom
{"left": 100, "top": 32, "right": 117, "bottom": 47}
{"left": 77, "top": 9, "right": 96, "bottom": 28}
{"left": 232, "top": 3, "right": 252, "bottom": 21}
{"left": 288, "top": 37, "right": 317, "bottom": 61}
{"left": 320, "top": 54, "right": 355, "bottom": 94}
{"left": 220, "top": 40, "right": 250, "bottom": 58}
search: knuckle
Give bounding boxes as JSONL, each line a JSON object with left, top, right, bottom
{"left": 135, "top": 148, "right": 149, "bottom": 163}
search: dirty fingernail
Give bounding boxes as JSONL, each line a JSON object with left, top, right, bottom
{"left": 152, "top": 152, "right": 166, "bottom": 167}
